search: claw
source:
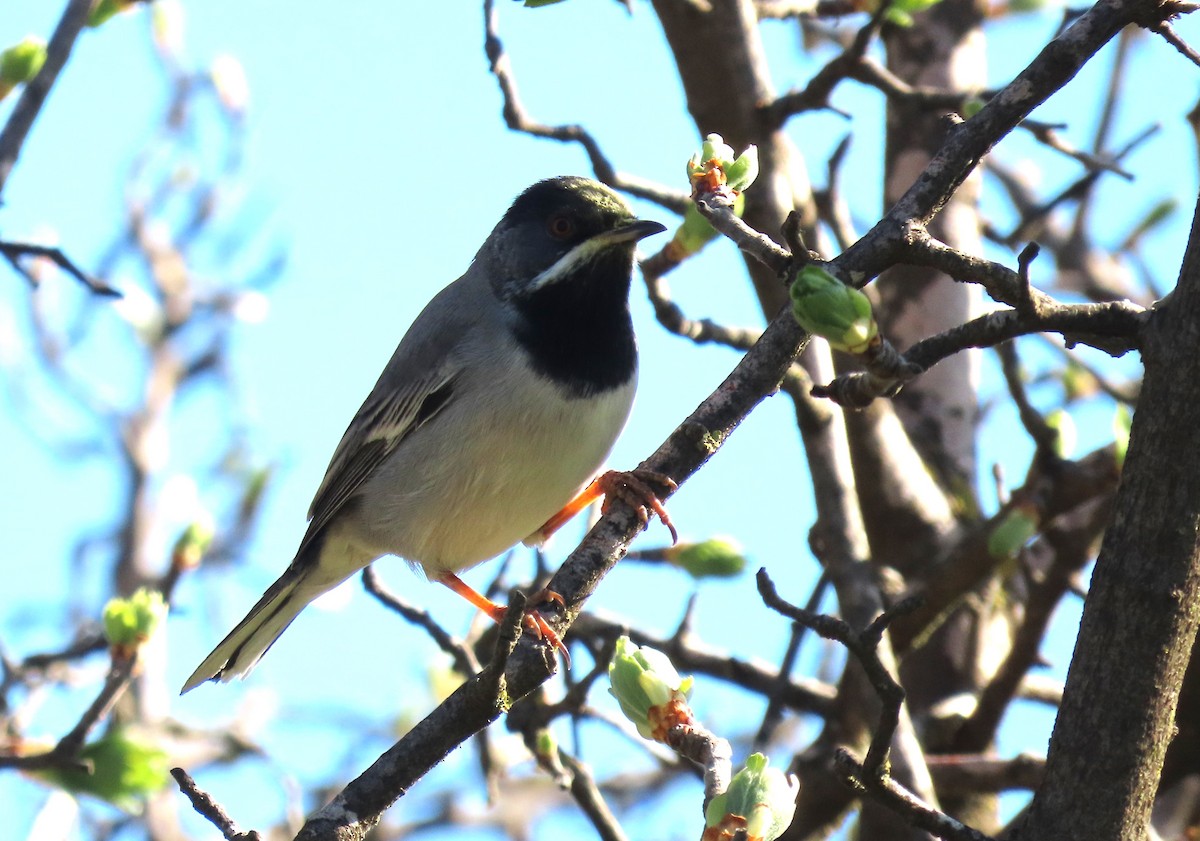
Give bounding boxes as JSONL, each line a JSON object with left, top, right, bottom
{"left": 529, "top": 468, "right": 678, "bottom": 545}
{"left": 597, "top": 469, "right": 679, "bottom": 544}
{"left": 438, "top": 574, "right": 569, "bottom": 665}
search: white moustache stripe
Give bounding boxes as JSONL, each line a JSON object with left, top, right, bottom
{"left": 527, "top": 233, "right": 628, "bottom": 293}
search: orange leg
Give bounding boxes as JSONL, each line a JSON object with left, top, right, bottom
{"left": 437, "top": 573, "right": 568, "bottom": 661}
{"left": 529, "top": 469, "right": 679, "bottom": 546}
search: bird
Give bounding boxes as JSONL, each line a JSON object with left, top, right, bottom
{"left": 182, "top": 176, "right": 673, "bottom": 693}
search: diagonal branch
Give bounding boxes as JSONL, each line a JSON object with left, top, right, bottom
{"left": 0, "top": 0, "right": 93, "bottom": 196}
{"left": 0, "top": 240, "right": 121, "bottom": 297}
{"left": 836, "top": 0, "right": 1192, "bottom": 282}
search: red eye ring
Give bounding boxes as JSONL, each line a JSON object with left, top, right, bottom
{"left": 548, "top": 214, "right": 575, "bottom": 240}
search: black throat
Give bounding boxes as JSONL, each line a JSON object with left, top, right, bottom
{"left": 510, "top": 249, "right": 637, "bottom": 398}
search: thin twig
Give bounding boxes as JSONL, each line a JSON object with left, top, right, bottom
{"left": 692, "top": 191, "right": 793, "bottom": 277}
{"left": 482, "top": 0, "right": 688, "bottom": 214}
{"left": 849, "top": 56, "right": 984, "bottom": 111}
{"left": 754, "top": 570, "right": 830, "bottom": 748}
{"left": 1151, "top": 20, "right": 1200, "bottom": 67}
{"left": 833, "top": 749, "right": 997, "bottom": 841}
{"left": 361, "top": 566, "right": 481, "bottom": 676}
{"left": 755, "top": 0, "right": 861, "bottom": 19}
{"left": 763, "top": 4, "right": 893, "bottom": 125}
{"left": 171, "top": 767, "right": 263, "bottom": 841}
{"left": 18, "top": 631, "right": 108, "bottom": 672}
{"left": 815, "top": 135, "right": 859, "bottom": 252}
{"left": 813, "top": 297, "right": 1144, "bottom": 408}
{"left": 0, "top": 241, "right": 121, "bottom": 297}
{"left": 559, "top": 751, "right": 631, "bottom": 841}
{"left": 756, "top": 569, "right": 920, "bottom": 777}
{"left": 1018, "top": 120, "right": 1133, "bottom": 178}
{"left": 0, "top": 650, "right": 138, "bottom": 771}
{"left": 996, "top": 340, "right": 1059, "bottom": 457}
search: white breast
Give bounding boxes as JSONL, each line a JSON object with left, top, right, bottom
{"left": 347, "top": 353, "right": 636, "bottom": 575}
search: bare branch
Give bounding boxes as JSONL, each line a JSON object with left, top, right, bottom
{"left": 691, "top": 190, "right": 793, "bottom": 277}
{"left": 926, "top": 753, "right": 1046, "bottom": 797}
{"left": 763, "top": 6, "right": 891, "bottom": 124}
{"left": 835, "top": 0, "right": 1184, "bottom": 282}
{"left": 0, "top": 240, "right": 121, "bottom": 297}
{"left": 171, "top": 767, "right": 263, "bottom": 841}
{"left": 1151, "top": 19, "right": 1200, "bottom": 68}
{"left": 482, "top": 0, "right": 687, "bottom": 214}
{"left": 0, "top": 650, "right": 138, "bottom": 771}
{"left": 754, "top": 571, "right": 830, "bottom": 748}
{"left": 0, "top": 0, "right": 93, "bottom": 195}
{"left": 570, "top": 612, "right": 837, "bottom": 716}
{"left": 996, "top": 339, "right": 1059, "bottom": 456}
{"left": 559, "top": 751, "right": 631, "bottom": 841}
{"left": 849, "top": 56, "right": 983, "bottom": 110}
{"left": 834, "top": 749, "right": 997, "bottom": 841}
{"left": 756, "top": 569, "right": 918, "bottom": 777}
{"left": 361, "top": 566, "right": 482, "bottom": 677}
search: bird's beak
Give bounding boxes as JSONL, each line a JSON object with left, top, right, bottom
{"left": 606, "top": 219, "right": 668, "bottom": 244}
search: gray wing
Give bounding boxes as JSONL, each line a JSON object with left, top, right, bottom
{"left": 296, "top": 275, "right": 484, "bottom": 556}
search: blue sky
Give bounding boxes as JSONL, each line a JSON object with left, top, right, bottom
{"left": 1, "top": 1, "right": 1196, "bottom": 838}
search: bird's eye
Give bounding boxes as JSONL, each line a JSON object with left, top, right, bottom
{"left": 547, "top": 214, "right": 576, "bottom": 240}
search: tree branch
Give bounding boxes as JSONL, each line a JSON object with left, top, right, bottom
{"left": 0, "top": 0, "right": 93, "bottom": 196}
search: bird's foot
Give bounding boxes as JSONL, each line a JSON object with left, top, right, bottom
{"left": 596, "top": 469, "right": 679, "bottom": 544}
{"left": 527, "top": 469, "right": 678, "bottom": 546}
{"left": 438, "top": 574, "right": 568, "bottom": 663}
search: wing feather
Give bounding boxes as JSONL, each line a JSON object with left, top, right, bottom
{"left": 297, "top": 367, "right": 459, "bottom": 555}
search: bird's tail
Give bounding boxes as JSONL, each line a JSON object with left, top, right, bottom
{"left": 181, "top": 564, "right": 315, "bottom": 694}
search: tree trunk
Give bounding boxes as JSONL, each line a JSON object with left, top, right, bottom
{"left": 1022, "top": 188, "right": 1200, "bottom": 841}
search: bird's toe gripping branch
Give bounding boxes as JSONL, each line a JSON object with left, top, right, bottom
{"left": 530, "top": 469, "right": 679, "bottom": 547}
{"left": 597, "top": 469, "right": 679, "bottom": 544}
{"left": 437, "top": 573, "right": 568, "bottom": 660}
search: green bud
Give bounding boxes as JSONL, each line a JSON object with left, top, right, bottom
{"left": 986, "top": 504, "right": 1039, "bottom": 561}
{"left": 238, "top": 466, "right": 272, "bottom": 520}
{"left": 88, "top": 0, "right": 133, "bottom": 28}
{"left": 687, "top": 133, "right": 759, "bottom": 194}
{"left": 882, "top": 0, "right": 944, "bottom": 26}
{"left": 1113, "top": 404, "right": 1132, "bottom": 469}
{"left": 1044, "top": 409, "right": 1076, "bottom": 459}
{"left": 789, "top": 265, "right": 878, "bottom": 354}
{"left": 1005, "top": 0, "right": 1054, "bottom": 13}
{"left": 524, "top": 0, "right": 569, "bottom": 5}
{"left": 172, "top": 513, "right": 214, "bottom": 571}
{"left": 723, "top": 146, "right": 759, "bottom": 192}
{"left": 535, "top": 728, "right": 558, "bottom": 759}
{"left": 36, "top": 729, "right": 169, "bottom": 814}
{"left": 698, "top": 134, "right": 736, "bottom": 169}
{"left": 102, "top": 588, "right": 167, "bottom": 650}
{"left": 0, "top": 36, "right": 47, "bottom": 86}
{"left": 1061, "top": 360, "right": 1097, "bottom": 401}
{"left": 665, "top": 538, "right": 746, "bottom": 579}
{"left": 962, "top": 97, "right": 986, "bottom": 119}
{"left": 608, "top": 636, "right": 695, "bottom": 742}
{"left": 703, "top": 753, "right": 801, "bottom": 841}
